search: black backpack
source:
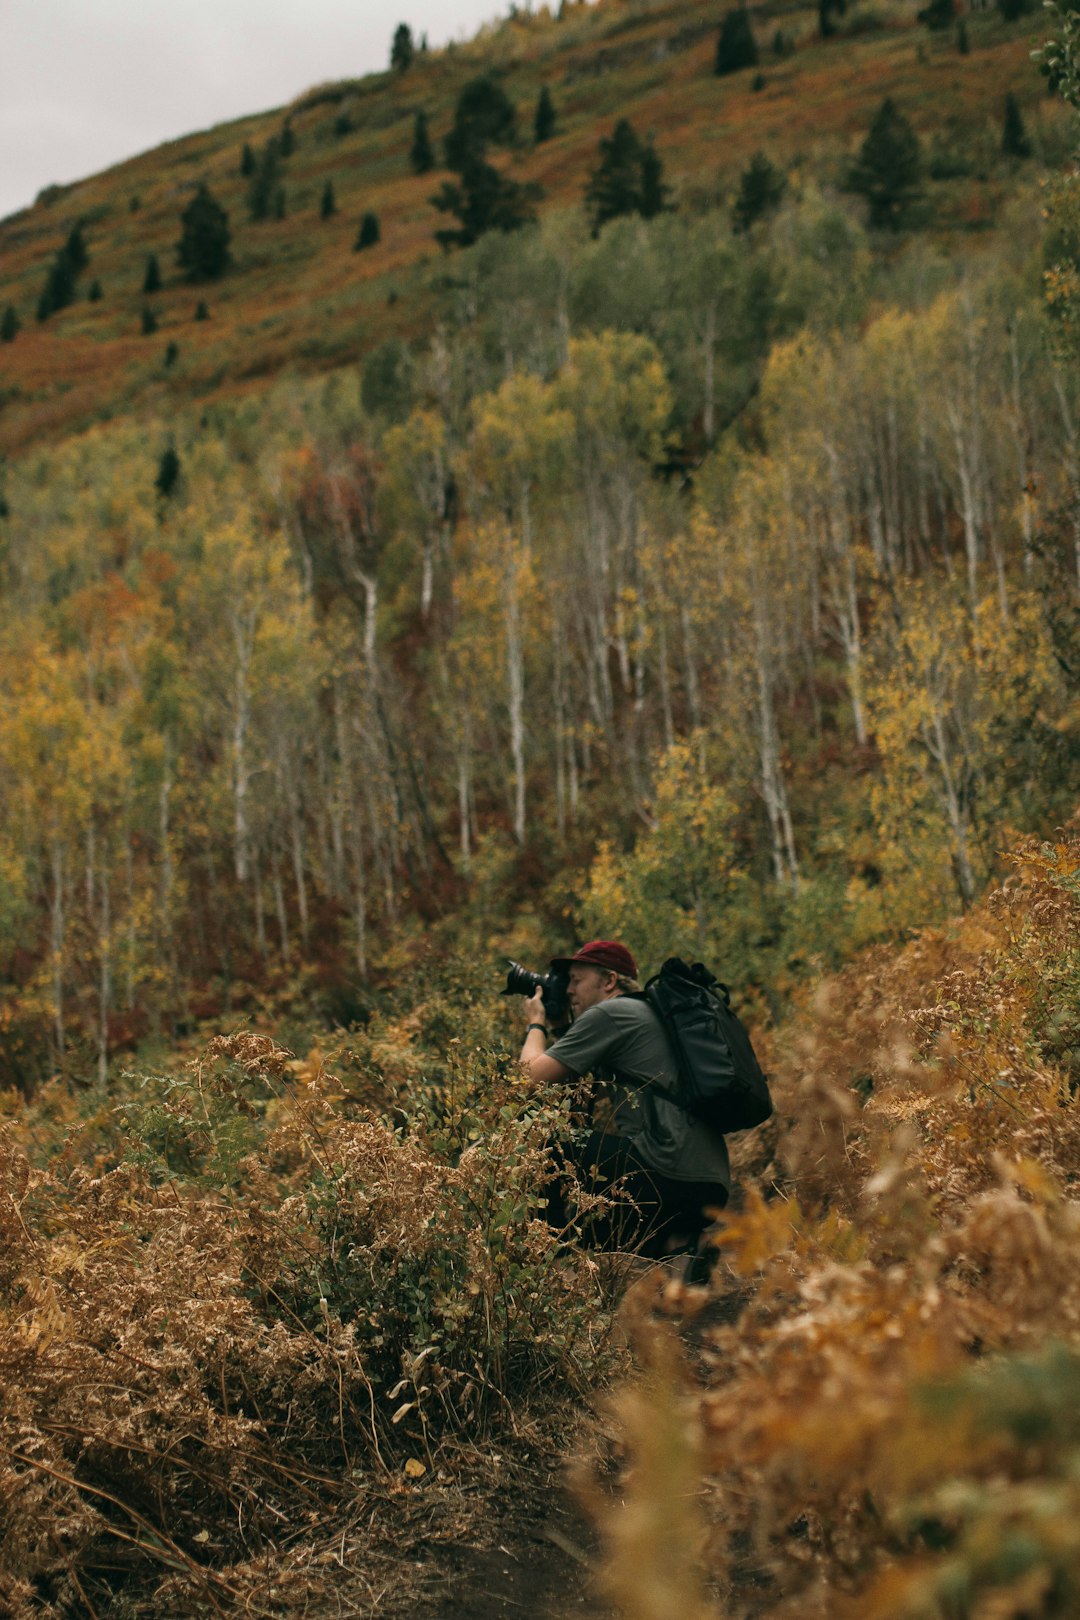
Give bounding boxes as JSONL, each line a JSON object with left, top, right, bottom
{"left": 641, "top": 957, "right": 772, "bottom": 1135}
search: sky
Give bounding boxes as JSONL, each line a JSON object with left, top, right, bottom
{"left": 2, "top": 0, "right": 505, "bottom": 221}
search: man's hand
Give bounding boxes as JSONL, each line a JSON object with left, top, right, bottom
{"left": 522, "top": 987, "right": 547, "bottom": 1028}
{"left": 518, "top": 988, "right": 570, "bottom": 1086}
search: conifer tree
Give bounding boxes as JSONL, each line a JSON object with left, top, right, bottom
{"left": 411, "top": 110, "right": 435, "bottom": 173}
{"left": 534, "top": 85, "right": 556, "bottom": 143}
{"left": 391, "top": 22, "right": 415, "bottom": 71}
{"left": 1002, "top": 91, "right": 1032, "bottom": 157}
{"left": 958, "top": 19, "right": 970, "bottom": 51}
{"left": 240, "top": 142, "right": 256, "bottom": 176}
{"left": 143, "top": 252, "right": 161, "bottom": 294}
{"left": 431, "top": 152, "right": 541, "bottom": 247}
{"left": 280, "top": 121, "right": 296, "bottom": 157}
{"left": 65, "top": 224, "right": 88, "bottom": 275}
{"left": 819, "top": 0, "right": 847, "bottom": 37}
{"left": 444, "top": 76, "right": 517, "bottom": 169}
{"left": 918, "top": 0, "right": 954, "bottom": 28}
{"left": 849, "top": 98, "right": 923, "bottom": 228}
{"left": 321, "top": 180, "right": 337, "bottom": 219}
{"left": 732, "top": 150, "right": 787, "bottom": 232}
{"left": 36, "top": 246, "right": 77, "bottom": 321}
{"left": 163, "top": 340, "right": 179, "bottom": 368}
{"left": 177, "top": 184, "right": 231, "bottom": 281}
{"left": 88, "top": 279, "right": 102, "bottom": 301}
{"left": 249, "top": 140, "right": 282, "bottom": 221}
{"left": 155, "top": 445, "right": 181, "bottom": 499}
{"left": 141, "top": 306, "right": 158, "bottom": 335}
{"left": 1, "top": 306, "right": 19, "bottom": 343}
{"left": 194, "top": 300, "right": 209, "bottom": 321}
{"left": 715, "top": 8, "right": 759, "bottom": 75}
{"left": 355, "top": 212, "right": 381, "bottom": 249}
{"left": 584, "top": 119, "right": 668, "bottom": 234}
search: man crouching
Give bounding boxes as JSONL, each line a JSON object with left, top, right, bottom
{"left": 519, "top": 939, "right": 730, "bottom": 1257}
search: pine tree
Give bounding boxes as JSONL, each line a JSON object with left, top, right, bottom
{"left": 65, "top": 224, "right": 88, "bottom": 275}
{"left": 411, "top": 110, "right": 435, "bottom": 174}
{"left": 639, "top": 140, "right": 671, "bottom": 219}
{"left": 155, "top": 446, "right": 181, "bottom": 499}
{"left": 584, "top": 119, "right": 667, "bottom": 234}
{"left": 1, "top": 306, "right": 19, "bottom": 343}
{"left": 249, "top": 140, "right": 282, "bottom": 221}
{"left": 163, "top": 340, "right": 179, "bottom": 368}
{"left": 819, "top": 0, "right": 847, "bottom": 37}
{"left": 141, "top": 306, "right": 158, "bottom": 335}
{"left": 732, "top": 150, "right": 787, "bottom": 232}
{"left": 1002, "top": 91, "right": 1032, "bottom": 157}
{"left": 849, "top": 98, "right": 923, "bottom": 229}
{"left": 143, "top": 253, "right": 161, "bottom": 294}
{"left": 177, "top": 185, "right": 231, "bottom": 281}
{"left": 321, "top": 180, "right": 337, "bottom": 219}
{"left": 715, "top": 8, "right": 759, "bottom": 75}
{"left": 355, "top": 211, "right": 381, "bottom": 249}
{"left": 194, "top": 300, "right": 209, "bottom": 321}
{"left": 280, "top": 121, "right": 296, "bottom": 157}
{"left": 431, "top": 152, "right": 541, "bottom": 247}
{"left": 241, "top": 143, "right": 256, "bottom": 176}
{"left": 391, "top": 22, "right": 415, "bottom": 71}
{"left": 444, "top": 76, "right": 517, "bottom": 170}
{"left": 88, "top": 279, "right": 102, "bottom": 301}
{"left": 958, "top": 19, "right": 970, "bottom": 51}
{"left": 534, "top": 85, "right": 556, "bottom": 143}
{"left": 36, "top": 246, "right": 77, "bottom": 321}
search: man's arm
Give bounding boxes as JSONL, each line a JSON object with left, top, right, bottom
{"left": 519, "top": 987, "right": 572, "bottom": 1086}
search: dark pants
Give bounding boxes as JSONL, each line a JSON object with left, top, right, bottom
{"left": 546, "top": 1129, "right": 728, "bottom": 1258}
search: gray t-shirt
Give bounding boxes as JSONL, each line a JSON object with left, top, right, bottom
{"left": 547, "top": 996, "right": 730, "bottom": 1190}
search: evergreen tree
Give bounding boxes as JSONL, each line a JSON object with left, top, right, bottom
{"left": 849, "top": 97, "right": 923, "bottom": 229}
{"left": 249, "top": 140, "right": 282, "bottom": 221}
{"left": 715, "top": 8, "right": 759, "bottom": 75}
{"left": 958, "top": 19, "right": 970, "bottom": 52}
{"left": 431, "top": 152, "right": 541, "bottom": 248}
{"left": 194, "top": 300, "right": 209, "bottom": 320}
{"left": 773, "top": 28, "right": 787, "bottom": 55}
{"left": 177, "top": 184, "right": 231, "bottom": 281}
{"left": 918, "top": 0, "right": 954, "bottom": 27}
{"left": 997, "top": 0, "right": 1036, "bottom": 20}
{"left": 163, "top": 341, "right": 179, "bottom": 368}
{"left": 65, "top": 224, "right": 88, "bottom": 275}
{"left": 444, "top": 76, "right": 517, "bottom": 169}
{"left": 732, "top": 150, "right": 787, "bottom": 233}
{"left": 36, "top": 246, "right": 77, "bottom": 321}
{"left": 391, "top": 22, "right": 415, "bottom": 71}
{"left": 410, "top": 110, "right": 435, "bottom": 174}
{"left": 1002, "top": 91, "right": 1032, "bottom": 157}
{"left": 584, "top": 119, "right": 668, "bottom": 234}
{"left": 143, "top": 252, "right": 161, "bottom": 294}
{"left": 819, "top": 0, "right": 847, "bottom": 37}
{"left": 280, "top": 121, "right": 296, "bottom": 157}
{"left": 240, "top": 142, "right": 256, "bottom": 176}
{"left": 355, "top": 211, "right": 381, "bottom": 249}
{"left": 1, "top": 306, "right": 19, "bottom": 343}
{"left": 88, "top": 279, "right": 102, "bottom": 301}
{"left": 141, "top": 306, "right": 158, "bottom": 335}
{"left": 639, "top": 139, "right": 671, "bottom": 219}
{"left": 155, "top": 446, "right": 181, "bottom": 499}
{"left": 534, "top": 85, "right": 556, "bottom": 143}
{"left": 321, "top": 180, "right": 337, "bottom": 219}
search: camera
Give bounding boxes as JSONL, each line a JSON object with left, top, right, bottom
{"left": 502, "top": 959, "right": 570, "bottom": 1031}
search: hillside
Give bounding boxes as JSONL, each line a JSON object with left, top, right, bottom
{"left": 0, "top": 0, "right": 1064, "bottom": 455}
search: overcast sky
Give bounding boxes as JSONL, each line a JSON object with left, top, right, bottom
{"left": 3, "top": 0, "right": 505, "bottom": 220}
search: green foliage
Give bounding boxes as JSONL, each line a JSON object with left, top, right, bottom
{"left": 1002, "top": 90, "right": 1032, "bottom": 157}
{"left": 958, "top": 18, "right": 970, "bottom": 51}
{"left": 163, "top": 340, "right": 179, "bottom": 368}
{"left": 391, "top": 20, "right": 415, "bottom": 71}
{"left": 819, "top": 0, "right": 847, "bottom": 39}
{"left": 849, "top": 97, "right": 923, "bottom": 229}
{"left": 360, "top": 337, "right": 415, "bottom": 421}
{"left": 998, "top": 0, "right": 1037, "bottom": 20}
{"left": 87, "top": 277, "right": 102, "bottom": 301}
{"left": 35, "top": 243, "right": 77, "bottom": 321}
{"left": 534, "top": 84, "right": 556, "bottom": 143}
{"left": 249, "top": 138, "right": 282, "bottom": 221}
{"left": 444, "top": 74, "right": 517, "bottom": 170}
{"left": 143, "top": 250, "right": 161, "bottom": 294}
{"left": 355, "top": 210, "right": 381, "bottom": 250}
{"left": 154, "top": 445, "right": 181, "bottom": 499}
{"left": 732, "top": 150, "right": 787, "bottom": 233}
{"left": 320, "top": 178, "right": 337, "bottom": 219}
{"left": 194, "top": 298, "right": 209, "bottom": 320}
{"left": 918, "top": 0, "right": 955, "bottom": 31}
{"left": 240, "top": 141, "right": 255, "bottom": 176}
{"left": 431, "top": 152, "right": 541, "bottom": 248}
{"left": 410, "top": 108, "right": 435, "bottom": 173}
{"left": 585, "top": 119, "right": 669, "bottom": 235}
{"left": 176, "top": 183, "right": 231, "bottom": 281}
{"left": 716, "top": 7, "right": 759, "bottom": 74}
{"left": 64, "top": 223, "right": 88, "bottom": 275}
{"left": 280, "top": 119, "right": 296, "bottom": 157}
{"left": 0, "top": 306, "right": 18, "bottom": 343}
{"left": 141, "top": 305, "right": 158, "bottom": 335}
